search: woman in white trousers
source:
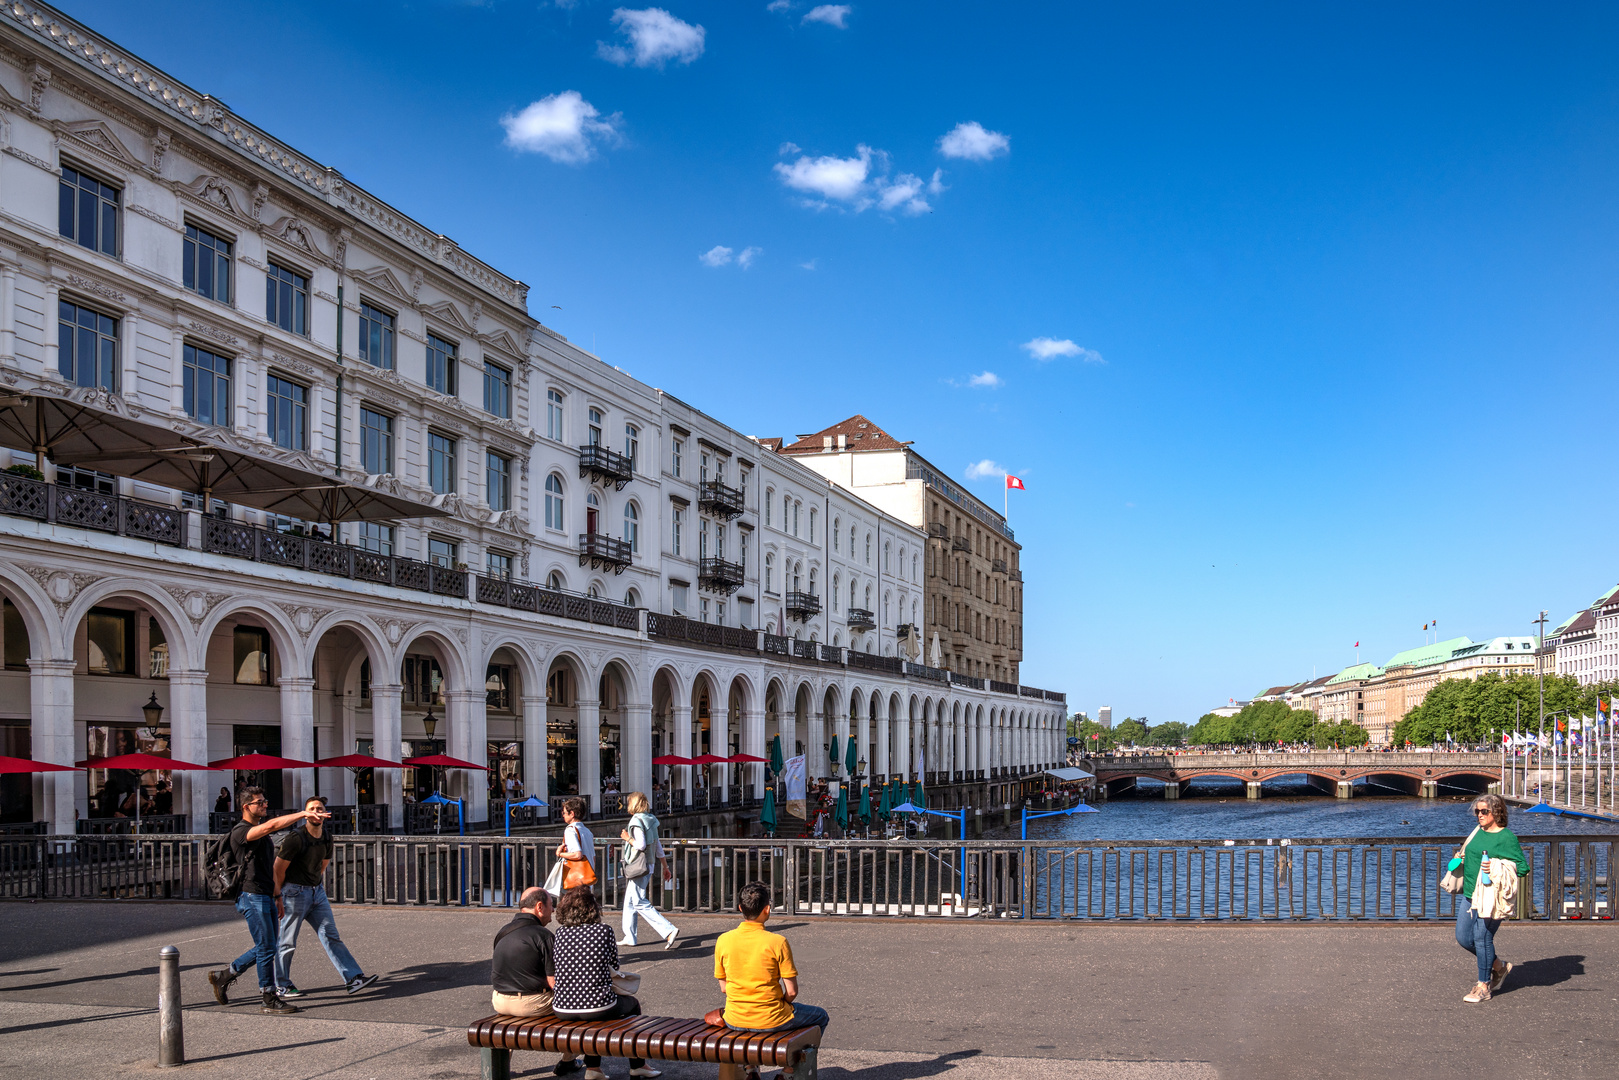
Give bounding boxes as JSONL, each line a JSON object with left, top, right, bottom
{"left": 619, "top": 792, "right": 679, "bottom": 948}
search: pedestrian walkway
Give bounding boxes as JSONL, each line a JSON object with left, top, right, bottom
{"left": 0, "top": 903, "right": 1613, "bottom": 1079}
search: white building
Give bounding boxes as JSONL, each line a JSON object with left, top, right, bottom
{"left": 0, "top": 2, "right": 1065, "bottom": 834}
{"left": 1553, "top": 585, "right": 1619, "bottom": 686}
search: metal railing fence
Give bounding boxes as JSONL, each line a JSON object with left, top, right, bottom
{"left": 1, "top": 835, "right": 1609, "bottom": 920}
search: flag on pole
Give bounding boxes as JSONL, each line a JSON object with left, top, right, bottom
{"left": 1005, "top": 475, "right": 1025, "bottom": 491}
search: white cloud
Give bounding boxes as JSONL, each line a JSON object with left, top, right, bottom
{"left": 803, "top": 4, "right": 851, "bottom": 27}
{"left": 965, "top": 459, "right": 1006, "bottom": 480}
{"left": 938, "top": 121, "right": 1010, "bottom": 161}
{"left": 927, "top": 168, "right": 945, "bottom": 195}
{"left": 738, "top": 246, "right": 762, "bottom": 269}
{"left": 967, "top": 371, "right": 1003, "bottom": 388}
{"left": 766, "top": 0, "right": 792, "bottom": 10}
{"left": 700, "top": 245, "right": 734, "bottom": 267}
{"left": 1022, "top": 337, "right": 1104, "bottom": 363}
{"left": 778, "top": 141, "right": 801, "bottom": 156}
{"left": 774, "top": 145, "right": 934, "bottom": 214}
{"left": 501, "top": 91, "right": 622, "bottom": 164}
{"left": 875, "top": 172, "right": 931, "bottom": 215}
{"left": 799, "top": 258, "right": 817, "bottom": 270}
{"left": 774, "top": 145, "right": 871, "bottom": 203}
{"left": 598, "top": 8, "right": 706, "bottom": 68}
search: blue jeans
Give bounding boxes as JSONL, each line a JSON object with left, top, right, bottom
{"left": 1456, "top": 904, "right": 1501, "bottom": 984}
{"left": 231, "top": 892, "right": 279, "bottom": 991}
{"left": 276, "top": 883, "right": 362, "bottom": 986}
{"left": 729, "top": 1002, "right": 830, "bottom": 1034}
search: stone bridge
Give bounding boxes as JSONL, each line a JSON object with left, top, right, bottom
{"left": 1088, "top": 751, "right": 1501, "bottom": 799}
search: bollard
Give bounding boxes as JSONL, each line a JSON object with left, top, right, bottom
{"left": 158, "top": 944, "right": 184, "bottom": 1067}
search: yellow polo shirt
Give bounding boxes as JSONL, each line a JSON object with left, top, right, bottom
{"left": 713, "top": 920, "right": 797, "bottom": 1029}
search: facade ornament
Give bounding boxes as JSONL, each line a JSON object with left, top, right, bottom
{"left": 29, "top": 63, "right": 50, "bottom": 113}
{"left": 272, "top": 602, "right": 333, "bottom": 640}
{"left": 453, "top": 627, "right": 469, "bottom": 645}
{"left": 159, "top": 584, "right": 232, "bottom": 628}
{"left": 409, "top": 267, "right": 424, "bottom": 302}
{"left": 151, "top": 128, "right": 170, "bottom": 172}
{"left": 268, "top": 352, "right": 317, "bottom": 377}
{"left": 64, "top": 273, "right": 125, "bottom": 304}
{"left": 18, "top": 564, "right": 102, "bottom": 616}
{"left": 186, "top": 320, "right": 239, "bottom": 347}
{"left": 335, "top": 227, "right": 351, "bottom": 270}
{"left": 381, "top": 618, "right": 421, "bottom": 646}
{"left": 251, "top": 182, "right": 269, "bottom": 221}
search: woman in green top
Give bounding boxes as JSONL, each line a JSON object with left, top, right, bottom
{"left": 1453, "top": 793, "right": 1529, "bottom": 1003}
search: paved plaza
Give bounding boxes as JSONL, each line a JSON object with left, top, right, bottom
{"left": 0, "top": 902, "right": 1614, "bottom": 1079}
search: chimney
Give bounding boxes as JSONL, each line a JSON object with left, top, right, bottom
{"left": 822, "top": 436, "right": 833, "bottom": 451}
{"left": 837, "top": 433, "right": 847, "bottom": 450}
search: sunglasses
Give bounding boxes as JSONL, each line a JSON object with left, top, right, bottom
{"left": 1473, "top": 808, "right": 1491, "bottom": 816}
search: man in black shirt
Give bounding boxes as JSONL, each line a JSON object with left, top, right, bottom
{"left": 493, "top": 888, "right": 583, "bottom": 1073}
{"left": 207, "top": 786, "right": 327, "bottom": 1014}
{"left": 272, "top": 795, "right": 379, "bottom": 997}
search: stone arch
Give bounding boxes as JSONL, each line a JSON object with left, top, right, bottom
{"left": 196, "top": 597, "right": 306, "bottom": 683}
{"left": 0, "top": 561, "right": 65, "bottom": 659}
{"left": 62, "top": 577, "right": 196, "bottom": 671}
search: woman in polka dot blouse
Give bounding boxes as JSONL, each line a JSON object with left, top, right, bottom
{"left": 551, "top": 886, "right": 659, "bottom": 1079}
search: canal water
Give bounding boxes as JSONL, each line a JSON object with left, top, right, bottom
{"left": 1018, "top": 777, "right": 1618, "bottom": 842}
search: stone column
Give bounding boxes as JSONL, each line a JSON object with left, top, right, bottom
{"left": 742, "top": 707, "right": 766, "bottom": 799}
{"left": 625, "top": 701, "right": 654, "bottom": 801}
{"left": 778, "top": 700, "right": 797, "bottom": 785}
{"left": 168, "top": 322, "right": 186, "bottom": 416}
{"left": 370, "top": 682, "right": 403, "bottom": 830}
{"left": 522, "top": 694, "right": 548, "bottom": 818}
{"left": 447, "top": 688, "right": 488, "bottom": 826}
{"left": 278, "top": 676, "right": 316, "bottom": 809}
{"left": 895, "top": 706, "right": 910, "bottom": 783}
{"left": 30, "top": 658, "right": 76, "bottom": 834}
{"left": 978, "top": 710, "right": 990, "bottom": 780}
{"left": 166, "top": 669, "right": 209, "bottom": 826}
{"left": 875, "top": 706, "right": 890, "bottom": 782}
{"left": 670, "top": 703, "right": 692, "bottom": 806}
{"left": 808, "top": 709, "right": 825, "bottom": 781}
{"left": 337, "top": 693, "right": 358, "bottom": 804}
{"left": 575, "top": 697, "right": 601, "bottom": 813}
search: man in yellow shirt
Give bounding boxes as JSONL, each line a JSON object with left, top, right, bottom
{"left": 714, "top": 882, "right": 829, "bottom": 1039}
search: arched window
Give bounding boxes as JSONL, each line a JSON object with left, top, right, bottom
{"left": 544, "top": 474, "right": 564, "bottom": 531}
{"left": 625, "top": 587, "right": 641, "bottom": 607}
{"left": 912, "top": 553, "right": 918, "bottom": 581}
{"left": 765, "top": 553, "right": 775, "bottom": 593}
{"left": 585, "top": 490, "right": 602, "bottom": 535}
{"left": 832, "top": 572, "right": 840, "bottom": 612}
{"left": 809, "top": 507, "right": 817, "bottom": 544}
{"left": 884, "top": 541, "right": 891, "bottom": 572}
{"left": 849, "top": 578, "right": 857, "bottom": 610}
{"left": 588, "top": 583, "right": 600, "bottom": 599}
{"left": 764, "top": 488, "right": 774, "bottom": 527}
{"left": 911, "top": 599, "right": 919, "bottom": 624}
{"left": 864, "top": 533, "right": 871, "bottom": 565}
{"left": 864, "top": 584, "right": 872, "bottom": 610}
{"left": 849, "top": 525, "right": 856, "bottom": 555}
{"left": 622, "top": 502, "right": 639, "bottom": 553}
{"left": 792, "top": 501, "right": 800, "bottom": 537}
{"left": 833, "top": 631, "right": 842, "bottom": 647}
{"left": 624, "top": 423, "right": 639, "bottom": 471}
{"left": 792, "top": 561, "right": 802, "bottom": 592}
{"left": 809, "top": 568, "right": 818, "bottom": 596}
{"left": 548, "top": 570, "right": 564, "bottom": 591}
{"left": 883, "top": 591, "right": 890, "bottom": 624}
{"left": 832, "top": 516, "right": 840, "bottom": 551}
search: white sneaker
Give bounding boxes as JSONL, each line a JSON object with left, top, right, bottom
{"left": 629, "top": 1068, "right": 663, "bottom": 1078}
{"left": 617, "top": 937, "right": 636, "bottom": 947}
{"left": 664, "top": 930, "right": 679, "bottom": 950}
{"left": 584, "top": 1070, "right": 607, "bottom": 1080}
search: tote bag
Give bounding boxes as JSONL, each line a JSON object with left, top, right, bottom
{"left": 1440, "top": 826, "right": 1480, "bottom": 895}
{"left": 562, "top": 824, "right": 598, "bottom": 889}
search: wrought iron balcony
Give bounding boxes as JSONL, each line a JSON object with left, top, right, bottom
{"left": 847, "top": 607, "right": 875, "bottom": 631}
{"left": 699, "top": 556, "right": 744, "bottom": 594}
{"left": 578, "top": 531, "right": 633, "bottom": 573}
{"left": 991, "top": 559, "right": 1008, "bottom": 575}
{"left": 785, "top": 590, "right": 821, "bottom": 619}
{"left": 578, "top": 444, "right": 633, "bottom": 490}
{"left": 926, "top": 521, "right": 949, "bottom": 539}
{"left": 952, "top": 536, "right": 971, "bottom": 553}
{"left": 698, "top": 480, "right": 744, "bottom": 520}
{"left": 1010, "top": 569, "right": 1023, "bottom": 582}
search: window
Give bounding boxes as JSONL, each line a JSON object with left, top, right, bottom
{"left": 884, "top": 542, "right": 891, "bottom": 572}
{"left": 183, "top": 223, "right": 232, "bottom": 303}
{"left": 672, "top": 582, "right": 688, "bottom": 616}
{"left": 233, "top": 626, "right": 270, "bottom": 685}
{"left": 699, "top": 518, "right": 710, "bottom": 560}
{"left": 832, "top": 573, "right": 840, "bottom": 612}
{"left": 623, "top": 502, "right": 640, "bottom": 554}
{"left": 57, "top": 466, "right": 115, "bottom": 495}
{"left": 809, "top": 568, "right": 818, "bottom": 596}
{"left": 625, "top": 424, "right": 640, "bottom": 472}
{"left": 147, "top": 617, "right": 168, "bottom": 678}
{"left": 182, "top": 344, "right": 231, "bottom": 426}
{"left": 672, "top": 505, "right": 684, "bottom": 556}
{"left": 357, "top": 522, "right": 394, "bottom": 555}
{"left": 589, "top": 408, "right": 603, "bottom": 446}
{"left": 739, "top": 531, "right": 748, "bottom": 574}
{"left": 544, "top": 474, "right": 565, "bottom": 531}
{"left": 792, "top": 501, "right": 799, "bottom": 537}
{"left": 359, "top": 302, "right": 395, "bottom": 369}
{"left": 547, "top": 389, "right": 564, "bottom": 441}
{"left": 850, "top": 579, "right": 857, "bottom": 609}
{"left": 487, "top": 551, "right": 513, "bottom": 580}
{"left": 764, "top": 489, "right": 773, "bottom": 527}
{"left": 360, "top": 408, "right": 393, "bottom": 474}
{"left": 739, "top": 598, "right": 753, "bottom": 629}
{"left": 486, "top": 664, "right": 512, "bottom": 709}
{"left": 809, "top": 508, "right": 816, "bottom": 544}
{"left": 428, "top": 537, "right": 458, "bottom": 568}
{"left": 486, "top": 451, "right": 511, "bottom": 511}
{"left": 765, "top": 553, "right": 775, "bottom": 593}
{"left": 586, "top": 490, "right": 601, "bottom": 533}
{"left": 700, "top": 598, "right": 710, "bottom": 623}
{"left": 738, "top": 465, "right": 750, "bottom": 502}
{"left": 865, "top": 533, "right": 872, "bottom": 565}
{"left": 672, "top": 438, "right": 684, "bottom": 478}
{"left": 625, "top": 588, "right": 641, "bottom": 607}
{"left": 266, "top": 374, "right": 307, "bottom": 451}
{"left": 265, "top": 261, "right": 308, "bottom": 335}
{"left": 792, "top": 563, "right": 801, "bottom": 592}
{"left": 59, "top": 165, "right": 119, "bottom": 256}
{"left": 85, "top": 607, "right": 133, "bottom": 675}
{"left": 425, "top": 333, "right": 457, "bottom": 395}
{"left": 850, "top": 526, "right": 856, "bottom": 555}
{"left": 548, "top": 571, "right": 565, "bottom": 592}
{"left": 717, "top": 601, "right": 726, "bottom": 625}
{"left": 57, "top": 300, "right": 118, "bottom": 390}
{"left": 701, "top": 452, "right": 711, "bottom": 484}
{"left": 483, "top": 361, "right": 512, "bottom": 418}
{"left": 912, "top": 554, "right": 919, "bottom": 581}
{"left": 428, "top": 432, "right": 457, "bottom": 494}
{"left": 833, "top": 519, "right": 840, "bottom": 552}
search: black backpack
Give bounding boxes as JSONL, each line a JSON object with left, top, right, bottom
{"left": 205, "top": 831, "right": 246, "bottom": 900}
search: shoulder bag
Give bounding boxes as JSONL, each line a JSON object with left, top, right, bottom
{"left": 542, "top": 857, "right": 567, "bottom": 898}
{"left": 562, "top": 824, "right": 598, "bottom": 889}
{"left": 1440, "top": 825, "right": 1480, "bottom": 894}
{"left": 620, "top": 820, "right": 650, "bottom": 880}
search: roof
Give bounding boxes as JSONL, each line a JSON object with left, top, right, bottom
{"left": 1327, "top": 662, "right": 1384, "bottom": 685}
{"left": 1450, "top": 636, "right": 1540, "bottom": 659}
{"left": 755, "top": 437, "right": 784, "bottom": 453}
{"left": 1256, "top": 684, "right": 1296, "bottom": 699}
{"left": 1383, "top": 637, "right": 1472, "bottom": 670}
{"left": 777, "top": 415, "right": 911, "bottom": 454}
{"left": 1562, "top": 609, "right": 1598, "bottom": 638}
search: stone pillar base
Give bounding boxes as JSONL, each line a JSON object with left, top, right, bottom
{"left": 1336, "top": 781, "right": 1353, "bottom": 799}
{"left": 1245, "top": 781, "right": 1263, "bottom": 800}
{"left": 1419, "top": 780, "right": 1438, "bottom": 798}
{"left": 1163, "top": 782, "right": 1179, "bottom": 800}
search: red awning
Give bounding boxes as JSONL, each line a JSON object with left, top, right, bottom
{"left": 208, "top": 753, "right": 317, "bottom": 770}
{"left": 727, "top": 754, "right": 768, "bottom": 763}
{"left": 403, "top": 754, "right": 490, "bottom": 771}
{"left": 314, "top": 754, "right": 405, "bottom": 770}
{"left": 78, "top": 753, "right": 210, "bottom": 770}
{"left": 688, "top": 754, "right": 729, "bottom": 765}
{"left": 651, "top": 755, "right": 694, "bottom": 765}
{"left": 0, "top": 755, "right": 77, "bottom": 774}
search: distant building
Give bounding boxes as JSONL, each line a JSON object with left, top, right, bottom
{"left": 1098, "top": 706, "right": 1112, "bottom": 729}
{"left": 1553, "top": 584, "right": 1619, "bottom": 685}
{"left": 1208, "top": 705, "right": 1242, "bottom": 718}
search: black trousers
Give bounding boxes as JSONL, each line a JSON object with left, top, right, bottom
{"left": 564, "top": 994, "right": 644, "bottom": 1069}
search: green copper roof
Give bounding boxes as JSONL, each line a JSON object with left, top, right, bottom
{"left": 1327, "top": 662, "right": 1384, "bottom": 685}
{"left": 1383, "top": 636, "right": 1473, "bottom": 670}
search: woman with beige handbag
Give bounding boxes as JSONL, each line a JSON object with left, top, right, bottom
{"left": 1444, "top": 794, "right": 1528, "bottom": 1003}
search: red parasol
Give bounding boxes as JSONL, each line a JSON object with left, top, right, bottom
{"left": 79, "top": 753, "right": 210, "bottom": 771}
{"left": 727, "top": 754, "right": 768, "bottom": 763}
{"left": 208, "top": 753, "right": 317, "bottom": 770}
{"left": 688, "top": 753, "right": 729, "bottom": 765}
{"left": 652, "top": 755, "right": 694, "bottom": 765}
{"left": 314, "top": 754, "right": 405, "bottom": 769}
{"left": 0, "top": 756, "right": 77, "bottom": 774}
{"left": 403, "top": 753, "right": 490, "bottom": 771}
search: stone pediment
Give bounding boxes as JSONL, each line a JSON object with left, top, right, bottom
{"left": 421, "top": 300, "right": 476, "bottom": 337}
{"left": 480, "top": 327, "right": 525, "bottom": 359}
{"left": 60, "top": 120, "right": 141, "bottom": 169}
{"left": 182, "top": 173, "right": 248, "bottom": 219}
{"left": 266, "top": 216, "right": 330, "bottom": 262}
{"left": 352, "top": 265, "right": 415, "bottom": 305}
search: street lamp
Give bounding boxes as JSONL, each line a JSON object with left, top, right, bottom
{"left": 140, "top": 693, "right": 166, "bottom": 742}
{"left": 421, "top": 708, "right": 440, "bottom": 798}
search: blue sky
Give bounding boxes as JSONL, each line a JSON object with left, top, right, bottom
{"left": 66, "top": 1, "right": 1619, "bottom": 722}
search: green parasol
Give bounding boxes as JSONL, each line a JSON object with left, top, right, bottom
{"left": 845, "top": 734, "right": 858, "bottom": 776}
{"left": 858, "top": 782, "right": 871, "bottom": 820}
{"left": 912, "top": 780, "right": 927, "bottom": 809}
{"left": 828, "top": 735, "right": 839, "bottom": 772}
{"left": 877, "top": 782, "right": 892, "bottom": 819}
{"left": 834, "top": 784, "right": 849, "bottom": 831}
{"left": 770, "top": 734, "right": 785, "bottom": 774}
{"left": 760, "top": 787, "right": 778, "bottom": 836}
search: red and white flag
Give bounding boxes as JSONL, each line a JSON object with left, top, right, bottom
{"left": 1006, "top": 475, "right": 1025, "bottom": 491}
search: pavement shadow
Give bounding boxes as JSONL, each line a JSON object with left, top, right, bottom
{"left": 1500, "top": 954, "right": 1584, "bottom": 992}
{"left": 187, "top": 1037, "right": 345, "bottom": 1064}
{"left": 819, "top": 1050, "right": 984, "bottom": 1078}
{"left": 2, "top": 961, "right": 214, "bottom": 994}
{"left": 364, "top": 959, "right": 491, "bottom": 998}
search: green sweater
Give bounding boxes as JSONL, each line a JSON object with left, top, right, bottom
{"left": 1460, "top": 828, "right": 1529, "bottom": 897}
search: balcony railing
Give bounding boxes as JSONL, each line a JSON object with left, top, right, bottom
{"left": 578, "top": 444, "right": 634, "bottom": 490}
{"left": 952, "top": 536, "right": 971, "bottom": 553}
{"left": 991, "top": 559, "right": 1008, "bottom": 575}
{"left": 989, "top": 679, "right": 1018, "bottom": 694}
{"left": 791, "top": 637, "right": 819, "bottom": 661}
{"left": 763, "top": 632, "right": 789, "bottom": 655}
{"left": 847, "top": 607, "right": 875, "bottom": 631}
{"left": 475, "top": 575, "right": 639, "bottom": 629}
{"left": 698, "top": 557, "right": 744, "bottom": 594}
{"left": 905, "top": 661, "right": 948, "bottom": 683}
{"left": 698, "top": 480, "right": 745, "bottom": 520}
{"left": 848, "top": 650, "right": 903, "bottom": 675}
{"left": 1010, "top": 569, "right": 1023, "bottom": 582}
{"left": 1, "top": 474, "right": 186, "bottom": 547}
{"left": 819, "top": 643, "right": 843, "bottom": 663}
{"left": 203, "top": 517, "right": 469, "bottom": 598}
{"left": 578, "top": 532, "right": 633, "bottom": 573}
{"left": 950, "top": 671, "right": 985, "bottom": 690}
{"left": 785, "top": 590, "right": 821, "bottom": 619}
{"left": 926, "top": 521, "right": 949, "bottom": 539}
{"left": 647, "top": 612, "right": 756, "bottom": 651}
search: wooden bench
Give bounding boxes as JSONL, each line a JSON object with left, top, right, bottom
{"left": 468, "top": 1013, "right": 821, "bottom": 1080}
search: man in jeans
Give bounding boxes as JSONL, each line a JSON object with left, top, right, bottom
{"left": 273, "top": 795, "right": 381, "bottom": 997}
{"left": 715, "top": 880, "right": 829, "bottom": 1070}
{"left": 207, "top": 787, "right": 326, "bottom": 1014}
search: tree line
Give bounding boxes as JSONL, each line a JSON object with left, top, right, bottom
{"left": 1186, "top": 699, "right": 1369, "bottom": 748}
{"left": 1392, "top": 672, "right": 1619, "bottom": 746}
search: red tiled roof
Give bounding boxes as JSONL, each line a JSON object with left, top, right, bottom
{"left": 778, "top": 415, "right": 910, "bottom": 454}
{"left": 756, "top": 437, "right": 784, "bottom": 453}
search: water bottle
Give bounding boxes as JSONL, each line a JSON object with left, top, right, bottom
{"left": 1480, "top": 858, "right": 1491, "bottom": 887}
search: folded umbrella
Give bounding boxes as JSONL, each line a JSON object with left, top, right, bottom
{"left": 769, "top": 735, "right": 785, "bottom": 774}
{"left": 845, "top": 736, "right": 858, "bottom": 776}
{"left": 828, "top": 735, "right": 839, "bottom": 771}
{"left": 760, "top": 788, "right": 778, "bottom": 836}
{"left": 834, "top": 785, "right": 849, "bottom": 831}
{"left": 858, "top": 782, "right": 871, "bottom": 820}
